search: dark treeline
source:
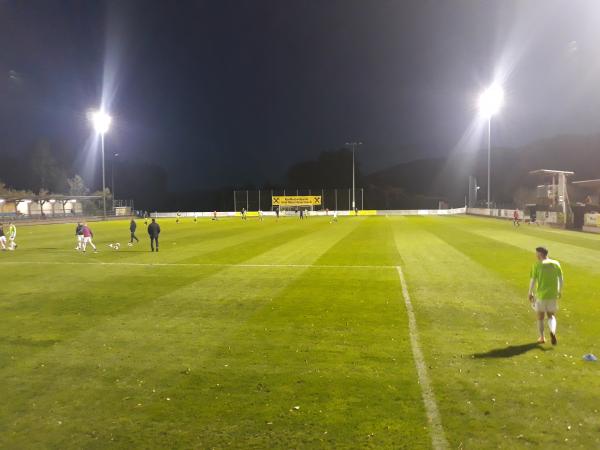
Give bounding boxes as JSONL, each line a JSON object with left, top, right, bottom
{"left": 1, "top": 139, "right": 171, "bottom": 210}
{"left": 365, "top": 134, "right": 600, "bottom": 208}
{"left": 2, "top": 139, "right": 71, "bottom": 194}
{"left": 3, "top": 134, "right": 600, "bottom": 211}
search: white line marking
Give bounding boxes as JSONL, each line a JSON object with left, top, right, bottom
{"left": 0, "top": 260, "right": 396, "bottom": 270}
{"left": 396, "top": 265, "right": 448, "bottom": 450}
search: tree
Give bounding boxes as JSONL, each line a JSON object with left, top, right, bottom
{"left": 286, "top": 148, "right": 359, "bottom": 188}
{"left": 29, "top": 140, "right": 68, "bottom": 193}
{"left": 67, "top": 175, "right": 89, "bottom": 196}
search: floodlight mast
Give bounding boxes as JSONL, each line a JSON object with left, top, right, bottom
{"left": 478, "top": 85, "right": 504, "bottom": 208}
{"left": 89, "top": 110, "right": 112, "bottom": 218}
{"left": 346, "top": 141, "right": 362, "bottom": 211}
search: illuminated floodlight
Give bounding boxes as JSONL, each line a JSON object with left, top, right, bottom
{"left": 0, "top": 199, "right": 4, "bottom": 204}
{"left": 49, "top": 199, "right": 56, "bottom": 203}
{"left": 478, "top": 84, "right": 504, "bottom": 118}
{"left": 89, "top": 110, "right": 112, "bottom": 134}
{"left": 68, "top": 199, "right": 77, "bottom": 203}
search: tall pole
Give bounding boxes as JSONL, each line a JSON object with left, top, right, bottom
{"left": 361, "top": 188, "right": 364, "bottom": 210}
{"left": 352, "top": 143, "right": 355, "bottom": 210}
{"left": 101, "top": 133, "right": 106, "bottom": 218}
{"left": 335, "top": 189, "right": 338, "bottom": 211}
{"left": 111, "top": 153, "right": 119, "bottom": 202}
{"left": 487, "top": 117, "right": 491, "bottom": 209}
{"left": 111, "top": 156, "right": 114, "bottom": 201}
{"left": 346, "top": 142, "right": 361, "bottom": 211}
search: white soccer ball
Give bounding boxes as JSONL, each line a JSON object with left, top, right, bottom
{"left": 127, "top": 242, "right": 133, "bottom": 247}
{"left": 114, "top": 243, "right": 121, "bottom": 250}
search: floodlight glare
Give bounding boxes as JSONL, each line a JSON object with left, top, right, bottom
{"left": 90, "top": 110, "right": 112, "bottom": 134}
{"left": 478, "top": 84, "right": 504, "bottom": 118}
{"left": 88, "top": 108, "right": 113, "bottom": 218}
{"left": 477, "top": 83, "right": 505, "bottom": 209}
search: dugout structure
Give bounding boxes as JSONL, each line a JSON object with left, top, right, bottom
{"left": 529, "top": 169, "right": 574, "bottom": 227}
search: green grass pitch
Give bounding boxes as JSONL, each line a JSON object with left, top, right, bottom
{"left": 1, "top": 215, "right": 600, "bottom": 449}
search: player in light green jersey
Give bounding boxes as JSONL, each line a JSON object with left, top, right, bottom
{"left": 8, "top": 223, "right": 17, "bottom": 250}
{"left": 528, "top": 246, "right": 563, "bottom": 345}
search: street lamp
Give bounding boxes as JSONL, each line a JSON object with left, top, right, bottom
{"left": 89, "top": 110, "right": 112, "bottom": 218}
{"left": 345, "top": 141, "right": 362, "bottom": 211}
{"left": 111, "top": 153, "right": 119, "bottom": 203}
{"left": 478, "top": 84, "right": 504, "bottom": 209}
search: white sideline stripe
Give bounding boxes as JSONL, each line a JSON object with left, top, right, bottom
{"left": 396, "top": 265, "right": 448, "bottom": 450}
{"left": 0, "top": 260, "right": 396, "bottom": 270}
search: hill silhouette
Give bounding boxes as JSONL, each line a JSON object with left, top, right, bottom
{"left": 365, "top": 134, "right": 600, "bottom": 207}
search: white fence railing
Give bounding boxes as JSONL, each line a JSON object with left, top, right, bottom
{"left": 584, "top": 213, "right": 600, "bottom": 233}
{"left": 466, "top": 207, "right": 560, "bottom": 224}
{"left": 152, "top": 208, "right": 467, "bottom": 218}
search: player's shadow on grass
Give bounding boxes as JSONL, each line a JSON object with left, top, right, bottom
{"left": 473, "top": 343, "right": 550, "bottom": 359}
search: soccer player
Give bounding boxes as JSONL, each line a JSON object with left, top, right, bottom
{"left": 513, "top": 209, "right": 520, "bottom": 227}
{"left": 148, "top": 218, "right": 160, "bottom": 252}
{"left": 8, "top": 222, "right": 17, "bottom": 250}
{"left": 212, "top": 211, "right": 218, "bottom": 221}
{"left": 75, "top": 222, "right": 84, "bottom": 250}
{"left": 81, "top": 223, "right": 98, "bottom": 253}
{"left": 275, "top": 207, "right": 280, "bottom": 221}
{"left": 176, "top": 211, "right": 181, "bottom": 224}
{"left": 194, "top": 212, "right": 198, "bottom": 223}
{"left": 129, "top": 218, "right": 139, "bottom": 244}
{"left": 330, "top": 210, "right": 338, "bottom": 223}
{"left": 0, "top": 223, "right": 6, "bottom": 251}
{"left": 528, "top": 246, "right": 563, "bottom": 345}
{"left": 241, "top": 208, "right": 247, "bottom": 220}
{"left": 258, "top": 209, "right": 264, "bottom": 221}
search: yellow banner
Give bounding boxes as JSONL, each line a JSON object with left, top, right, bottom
{"left": 272, "top": 195, "right": 321, "bottom": 206}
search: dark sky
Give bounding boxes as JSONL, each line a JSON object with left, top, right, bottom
{"left": 1, "top": 0, "right": 599, "bottom": 190}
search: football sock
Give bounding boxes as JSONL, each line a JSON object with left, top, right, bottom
{"left": 549, "top": 316, "right": 557, "bottom": 334}
{"left": 537, "top": 320, "right": 545, "bottom": 337}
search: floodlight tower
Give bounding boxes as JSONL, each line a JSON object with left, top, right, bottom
{"left": 89, "top": 110, "right": 112, "bottom": 218}
{"left": 478, "top": 84, "right": 504, "bottom": 208}
{"left": 346, "top": 141, "right": 362, "bottom": 211}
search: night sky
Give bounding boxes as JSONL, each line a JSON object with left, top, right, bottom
{"left": 1, "top": 0, "right": 599, "bottom": 191}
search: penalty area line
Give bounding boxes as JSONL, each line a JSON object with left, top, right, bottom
{"left": 396, "top": 265, "right": 448, "bottom": 450}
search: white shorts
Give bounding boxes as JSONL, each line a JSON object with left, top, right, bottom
{"left": 534, "top": 299, "right": 558, "bottom": 313}
{"left": 0, "top": 236, "right": 6, "bottom": 244}
{"left": 77, "top": 235, "right": 84, "bottom": 242}
{"left": 83, "top": 237, "right": 93, "bottom": 244}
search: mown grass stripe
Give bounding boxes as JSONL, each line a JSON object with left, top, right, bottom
{"left": 397, "top": 265, "right": 448, "bottom": 450}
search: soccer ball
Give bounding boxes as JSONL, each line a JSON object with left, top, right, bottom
{"left": 127, "top": 242, "right": 133, "bottom": 247}
{"left": 108, "top": 243, "right": 121, "bottom": 251}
